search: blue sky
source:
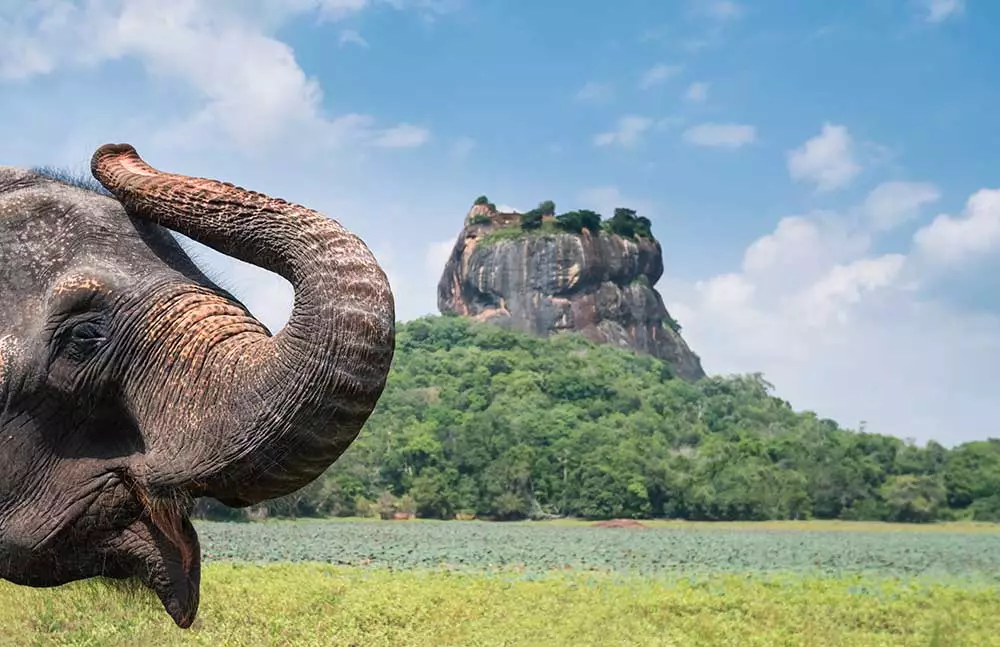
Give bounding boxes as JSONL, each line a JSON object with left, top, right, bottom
{"left": 1, "top": 0, "right": 998, "bottom": 445}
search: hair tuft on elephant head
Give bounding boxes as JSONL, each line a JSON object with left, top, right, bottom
{"left": 0, "top": 144, "right": 395, "bottom": 628}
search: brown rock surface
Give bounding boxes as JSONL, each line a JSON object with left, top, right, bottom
{"left": 436, "top": 204, "right": 706, "bottom": 381}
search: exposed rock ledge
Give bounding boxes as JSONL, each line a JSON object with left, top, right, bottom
{"left": 436, "top": 203, "right": 705, "bottom": 381}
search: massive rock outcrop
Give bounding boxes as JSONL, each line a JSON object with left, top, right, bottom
{"left": 437, "top": 202, "right": 706, "bottom": 381}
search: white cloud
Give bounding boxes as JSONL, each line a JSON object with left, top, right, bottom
{"left": 338, "top": 28, "right": 369, "bottom": 47}
{"left": 792, "top": 254, "right": 907, "bottom": 328}
{"left": 922, "top": 0, "right": 964, "bottom": 23}
{"left": 575, "top": 81, "right": 614, "bottom": 103}
{"left": 372, "top": 123, "right": 431, "bottom": 148}
{"left": 0, "top": 1, "right": 432, "bottom": 153}
{"left": 863, "top": 181, "right": 941, "bottom": 231}
{"left": 663, "top": 181, "right": 1000, "bottom": 444}
{"left": 638, "top": 63, "right": 682, "bottom": 90}
{"left": 682, "top": 122, "right": 756, "bottom": 148}
{"left": 913, "top": 188, "right": 1000, "bottom": 266}
{"left": 594, "top": 115, "right": 655, "bottom": 148}
{"left": 683, "top": 81, "right": 709, "bottom": 102}
{"left": 787, "top": 122, "right": 860, "bottom": 192}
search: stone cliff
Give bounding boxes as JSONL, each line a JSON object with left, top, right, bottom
{"left": 437, "top": 201, "right": 706, "bottom": 381}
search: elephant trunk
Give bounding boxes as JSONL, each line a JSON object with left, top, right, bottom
{"left": 91, "top": 144, "right": 395, "bottom": 506}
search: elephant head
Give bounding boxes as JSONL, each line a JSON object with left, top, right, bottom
{"left": 0, "top": 145, "right": 395, "bottom": 627}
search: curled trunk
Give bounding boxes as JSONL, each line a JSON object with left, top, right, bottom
{"left": 91, "top": 144, "right": 395, "bottom": 505}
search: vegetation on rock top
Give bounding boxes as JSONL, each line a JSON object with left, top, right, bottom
{"left": 470, "top": 196, "right": 655, "bottom": 243}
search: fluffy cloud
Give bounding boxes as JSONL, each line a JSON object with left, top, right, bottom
{"left": 863, "top": 181, "right": 941, "bottom": 231}
{"left": 664, "top": 180, "right": 999, "bottom": 444}
{"left": 787, "top": 123, "right": 860, "bottom": 192}
{"left": 0, "top": 1, "right": 431, "bottom": 153}
{"left": 638, "top": 63, "right": 682, "bottom": 90}
{"left": 371, "top": 123, "right": 432, "bottom": 148}
{"left": 682, "top": 122, "right": 756, "bottom": 148}
{"left": 594, "top": 115, "right": 655, "bottom": 148}
{"left": 922, "top": 0, "right": 964, "bottom": 23}
{"left": 913, "top": 189, "right": 1000, "bottom": 266}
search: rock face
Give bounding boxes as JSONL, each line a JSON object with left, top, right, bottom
{"left": 437, "top": 204, "right": 706, "bottom": 381}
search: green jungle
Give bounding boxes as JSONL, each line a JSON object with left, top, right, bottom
{"left": 195, "top": 314, "right": 1000, "bottom": 525}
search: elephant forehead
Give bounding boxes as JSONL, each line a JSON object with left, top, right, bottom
{"left": 0, "top": 182, "right": 144, "bottom": 307}
{"left": 51, "top": 272, "right": 110, "bottom": 296}
{"left": 0, "top": 192, "right": 98, "bottom": 274}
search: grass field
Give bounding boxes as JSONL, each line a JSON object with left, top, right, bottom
{"left": 3, "top": 519, "right": 999, "bottom": 646}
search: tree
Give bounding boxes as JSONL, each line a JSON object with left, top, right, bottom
{"left": 880, "top": 475, "right": 947, "bottom": 523}
{"left": 195, "top": 315, "right": 981, "bottom": 525}
{"left": 943, "top": 440, "right": 1000, "bottom": 508}
{"left": 578, "top": 210, "right": 603, "bottom": 233}
{"left": 555, "top": 211, "right": 583, "bottom": 233}
{"left": 474, "top": 195, "right": 490, "bottom": 206}
{"left": 609, "top": 207, "right": 638, "bottom": 238}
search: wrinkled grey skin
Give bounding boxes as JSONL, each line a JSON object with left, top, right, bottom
{"left": 0, "top": 144, "right": 395, "bottom": 628}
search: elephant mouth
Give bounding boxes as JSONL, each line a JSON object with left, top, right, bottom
{"left": 116, "top": 485, "right": 202, "bottom": 628}
{"left": 140, "top": 509, "right": 201, "bottom": 628}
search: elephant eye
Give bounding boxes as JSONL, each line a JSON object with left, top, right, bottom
{"left": 61, "top": 318, "right": 108, "bottom": 361}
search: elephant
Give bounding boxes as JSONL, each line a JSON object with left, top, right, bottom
{"left": 0, "top": 144, "right": 395, "bottom": 628}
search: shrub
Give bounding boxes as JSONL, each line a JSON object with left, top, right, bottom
{"left": 470, "top": 214, "right": 491, "bottom": 226}
{"left": 520, "top": 210, "right": 543, "bottom": 230}
{"left": 636, "top": 216, "right": 653, "bottom": 239}
{"left": 474, "top": 195, "right": 490, "bottom": 206}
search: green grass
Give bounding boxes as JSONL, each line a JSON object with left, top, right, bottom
{"left": 477, "top": 219, "right": 563, "bottom": 245}
{"left": 4, "top": 566, "right": 997, "bottom": 646}
{"left": 3, "top": 520, "right": 1000, "bottom": 646}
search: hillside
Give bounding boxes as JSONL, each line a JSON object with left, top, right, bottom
{"left": 197, "top": 316, "right": 1000, "bottom": 524}
{"left": 437, "top": 198, "right": 705, "bottom": 380}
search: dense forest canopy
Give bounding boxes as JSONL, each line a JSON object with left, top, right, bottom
{"left": 197, "top": 315, "right": 1000, "bottom": 524}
